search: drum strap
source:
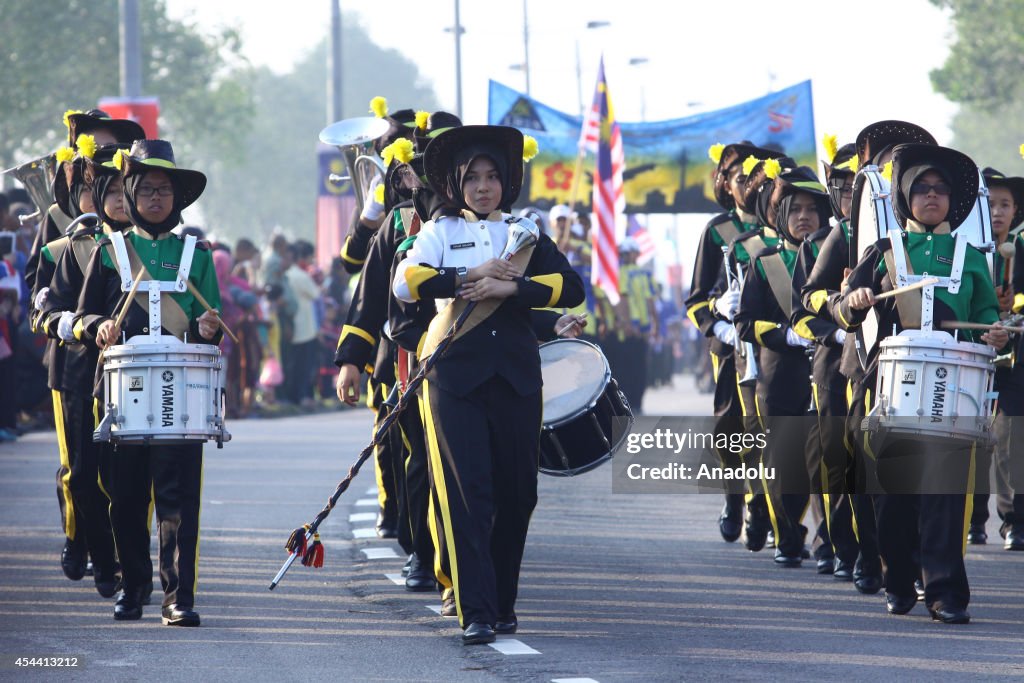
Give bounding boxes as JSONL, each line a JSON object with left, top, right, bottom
{"left": 760, "top": 252, "right": 795, "bottom": 319}
{"left": 883, "top": 248, "right": 922, "bottom": 329}
{"left": 396, "top": 210, "right": 421, "bottom": 393}
{"left": 714, "top": 218, "right": 741, "bottom": 247}
{"left": 420, "top": 245, "right": 535, "bottom": 358}
{"left": 44, "top": 235, "right": 71, "bottom": 265}
{"left": 104, "top": 237, "right": 191, "bottom": 340}
{"left": 71, "top": 236, "right": 96, "bottom": 275}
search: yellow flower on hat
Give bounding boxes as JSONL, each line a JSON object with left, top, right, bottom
{"left": 369, "top": 96, "right": 388, "bottom": 118}
{"left": 763, "top": 157, "right": 782, "bottom": 180}
{"left": 381, "top": 138, "right": 414, "bottom": 166}
{"left": 415, "top": 111, "right": 429, "bottom": 130}
{"left": 76, "top": 133, "right": 97, "bottom": 160}
{"left": 523, "top": 135, "right": 539, "bottom": 162}
{"left": 822, "top": 133, "right": 838, "bottom": 163}
{"left": 113, "top": 149, "right": 127, "bottom": 171}
{"left": 62, "top": 109, "right": 83, "bottom": 129}
{"left": 708, "top": 143, "right": 725, "bottom": 164}
{"left": 881, "top": 160, "right": 893, "bottom": 181}
{"left": 742, "top": 155, "right": 760, "bottom": 177}
{"left": 55, "top": 146, "right": 75, "bottom": 164}
{"left": 1019, "top": 143, "right": 1024, "bottom": 160}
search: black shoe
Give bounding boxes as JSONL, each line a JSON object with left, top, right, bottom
{"left": 113, "top": 589, "right": 143, "bottom": 621}
{"left": 375, "top": 510, "right": 398, "bottom": 539}
{"left": 440, "top": 589, "right": 457, "bottom": 617}
{"left": 141, "top": 581, "right": 154, "bottom": 606}
{"left": 833, "top": 557, "right": 855, "bottom": 582}
{"left": 929, "top": 607, "right": 970, "bottom": 624}
{"left": 967, "top": 523, "right": 987, "bottom": 545}
{"left": 84, "top": 560, "right": 94, "bottom": 577}
{"left": 886, "top": 593, "right": 917, "bottom": 615}
{"left": 402, "top": 554, "right": 413, "bottom": 577}
{"left": 162, "top": 604, "right": 201, "bottom": 627}
{"left": 462, "top": 622, "right": 496, "bottom": 645}
{"left": 494, "top": 615, "right": 517, "bottom": 634}
{"left": 816, "top": 557, "right": 835, "bottom": 574}
{"left": 1004, "top": 526, "right": 1024, "bottom": 551}
{"left": 61, "top": 538, "right": 87, "bottom": 581}
{"left": 94, "top": 565, "right": 121, "bottom": 599}
{"left": 718, "top": 495, "right": 744, "bottom": 543}
{"left": 744, "top": 515, "right": 770, "bottom": 552}
{"left": 914, "top": 578, "right": 925, "bottom": 601}
{"left": 800, "top": 546, "right": 811, "bottom": 560}
{"left": 766, "top": 529, "right": 776, "bottom": 549}
{"left": 773, "top": 549, "right": 802, "bottom": 567}
{"left": 404, "top": 554, "right": 435, "bottom": 592}
{"left": 854, "top": 574, "right": 883, "bottom": 595}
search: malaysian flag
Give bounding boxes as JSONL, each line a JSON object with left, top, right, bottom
{"left": 627, "top": 215, "right": 657, "bottom": 265}
{"left": 315, "top": 142, "right": 358, "bottom": 271}
{"left": 589, "top": 57, "right": 625, "bottom": 305}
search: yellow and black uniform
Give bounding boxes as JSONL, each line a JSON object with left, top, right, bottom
{"left": 617, "top": 255, "right": 656, "bottom": 409}
{"left": 833, "top": 143, "right": 1000, "bottom": 620}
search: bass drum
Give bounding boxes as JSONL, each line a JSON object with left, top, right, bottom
{"left": 538, "top": 338, "right": 633, "bottom": 476}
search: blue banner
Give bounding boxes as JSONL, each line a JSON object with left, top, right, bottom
{"left": 488, "top": 79, "right": 816, "bottom": 213}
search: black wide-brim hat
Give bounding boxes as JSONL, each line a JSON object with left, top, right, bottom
{"left": 424, "top": 125, "right": 524, "bottom": 211}
{"left": 67, "top": 109, "right": 145, "bottom": 148}
{"left": 414, "top": 111, "right": 463, "bottom": 154}
{"left": 374, "top": 109, "right": 418, "bottom": 155}
{"left": 121, "top": 139, "right": 207, "bottom": 209}
{"left": 385, "top": 153, "right": 426, "bottom": 207}
{"left": 52, "top": 158, "right": 84, "bottom": 218}
{"left": 768, "top": 166, "right": 831, "bottom": 232}
{"left": 855, "top": 120, "right": 936, "bottom": 166}
{"left": 890, "top": 143, "right": 978, "bottom": 230}
{"left": 83, "top": 142, "right": 132, "bottom": 179}
{"left": 822, "top": 142, "right": 857, "bottom": 182}
{"left": 982, "top": 167, "right": 1024, "bottom": 229}
{"left": 715, "top": 143, "right": 786, "bottom": 208}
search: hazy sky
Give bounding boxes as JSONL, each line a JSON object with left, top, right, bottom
{"left": 166, "top": 0, "right": 959, "bottom": 146}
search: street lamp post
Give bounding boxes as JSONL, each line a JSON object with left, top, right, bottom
{"left": 577, "top": 21, "right": 610, "bottom": 116}
{"left": 628, "top": 57, "right": 649, "bottom": 122}
{"left": 444, "top": 0, "right": 466, "bottom": 119}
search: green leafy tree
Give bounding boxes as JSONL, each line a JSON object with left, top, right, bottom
{"left": 930, "top": 0, "right": 1024, "bottom": 173}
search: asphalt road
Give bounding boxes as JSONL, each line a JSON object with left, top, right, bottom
{"left": 1, "top": 375, "right": 1023, "bottom": 682}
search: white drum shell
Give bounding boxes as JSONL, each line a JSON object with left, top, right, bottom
{"left": 100, "top": 339, "right": 230, "bottom": 444}
{"left": 872, "top": 330, "right": 994, "bottom": 441}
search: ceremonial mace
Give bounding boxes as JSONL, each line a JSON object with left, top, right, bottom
{"left": 269, "top": 218, "right": 540, "bottom": 590}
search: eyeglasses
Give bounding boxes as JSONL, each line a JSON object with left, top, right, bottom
{"left": 838, "top": 186, "right": 854, "bottom": 197}
{"left": 137, "top": 185, "right": 174, "bottom": 198}
{"left": 910, "top": 182, "right": 951, "bottom": 196}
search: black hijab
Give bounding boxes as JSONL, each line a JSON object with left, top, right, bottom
{"left": 443, "top": 145, "right": 510, "bottom": 219}
{"left": 124, "top": 169, "right": 187, "bottom": 234}
{"left": 896, "top": 164, "right": 951, "bottom": 229}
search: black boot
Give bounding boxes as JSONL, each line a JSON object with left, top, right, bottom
{"left": 61, "top": 537, "right": 88, "bottom": 581}
{"left": 113, "top": 588, "right": 144, "bottom": 621}
{"left": 404, "top": 553, "right": 435, "bottom": 592}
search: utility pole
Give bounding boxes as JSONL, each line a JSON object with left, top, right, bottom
{"left": 328, "top": 0, "right": 343, "bottom": 123}
{"left": 522, "top": 0, "right": 531, "bottom": 96}
{"left": 119, "top": 0, "right": 142, "bottom": 97}
{"left": 454, "top": 0, "right": 464, "bottom": 118}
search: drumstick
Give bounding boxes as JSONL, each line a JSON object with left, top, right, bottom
{"left": 556, "top": 314, "right": 587, "bottom": 337}
{"left": 873, "top": 277, "right": 940, "bottom": 301}
{"left": 98, "top": 268, "right": 146, "bottom": 361}
{"left": 940, "top": 321, "right": 1024, "bottom": 334}
{"left": 185, "top": 279, "right": 240, "bottom": 343}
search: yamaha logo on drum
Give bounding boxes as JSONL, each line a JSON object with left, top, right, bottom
{"left": 162, "top": 370, "right": 175, "bottom": 427}
{"left": 936, "top": 367, "right": 948, "bottom": 379}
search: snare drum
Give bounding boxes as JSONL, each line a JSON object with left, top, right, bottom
{"left": 865, "top": 330, "right": 995, "bottom": 442}
{"left": 96, "top": 337, "right": 231, "bottom": 446}
{"left": 538, "top": 338, "right": 632, "bottom": 476}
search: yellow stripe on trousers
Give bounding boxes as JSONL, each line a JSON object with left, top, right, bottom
{"left": 416, "top": 392, "right": 451, "bottom": 589}
{"left": 962, "top": 444, "right": 976, "bottom": 556}
{"left": 52, "top": 390, "right": 76, "bottom": 540}
{"left": 420, "top": 380, "right": 463, "bottom": 624}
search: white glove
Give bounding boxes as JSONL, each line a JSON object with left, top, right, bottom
{"left": 833, "top": 329, "right": 847, "bottom": 345}
{"left": 786, "top": 327, "right": 813, "bottom": 348}
{"left": 57, "top": 310, "right": 75, "bottom": 342}
{"left": 712, "top": 320, "right": 738, "bottom": 347}
{"left": 360, "top": 176, "right": 385, "bottom": 222}
{"left": 714, "top": 289, "right": 741, "bottom": 321}
{"left": 34, "top": 287, "right": 49, "bottom": 311}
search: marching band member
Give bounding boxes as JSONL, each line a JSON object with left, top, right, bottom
{"left": 985, "top": 165, "right": 1024, "bottom": 550}
{"left": 38, "top": 143, "right": 132, "bottom": 599}
{"left": 835, "top": 143, "right": 1007, "bottom": 623}
{"left": 393, "top": 125, "right": 583, "bottom": 644}
{"left": 75, "top": 140, "right": 220, "bottom": 626}
{"left": 790, "top": 137, "right": 860, "bottom": 577}
{"left": 734, "top": 163, "right": 832, "bottom": 567}
{"left": 686, "top": 142, "right": 783, "bottom": 544}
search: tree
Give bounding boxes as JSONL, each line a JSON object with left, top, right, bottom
{"left": 0, "top": 0, "right": 253, "bottom": 175}
{"left": 930, "top": 0, "right": 1024, "bottom": 172}
{"left": 200, "top": 15, "right": 441, "bottom": 243}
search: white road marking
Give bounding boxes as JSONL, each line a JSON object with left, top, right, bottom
{"left": 488, "top": 639, "right": 540, "bottom": 655}
{"left": 385, "top": 573, "right": 405, "bottom": 586}
{"left": 552, "top": 679, "right": 599, "bottom": 683}
{"left": 348, "top": 512, "right": 377, "bottom": 522}
{"left": 364, "top": 486, "right": 378, "bottom": 495}
{"left": 352, "top": 528, "right": 377, "bottom": 539}
{"left": 361, "top": 547, "right": 399, "bottom": 559}
{"left": 426, "top": 605, "right": 442, "bottom": 614}
{"left": 355, "top": 498, "right": 378, "bottom": 506}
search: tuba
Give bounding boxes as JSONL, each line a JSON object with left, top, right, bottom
{"left": 319, "top": 117, "right": 390, "bottom": 214}
{"left": 2, "top": 153, "right": 56, "bottom": 225}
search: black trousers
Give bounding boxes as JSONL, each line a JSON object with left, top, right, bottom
{"left": 55, "top": 392, "right": 117, "bottom": 573}
{"left": 369, "top": 383, "right": 401, "bottom": 528}
{"left": 422, "top": 376, "right": 540, "bottom": 628}
{"left": 101, "top": 442, "right": 203, "bottom": 608}
{"left": 811, "top": 380, "right": 858, "bottom": 565}
{"left": 844, "top": 378, "right": 882, "bottom": 575}
{"left": 756, "top": 396, "right": 811, "bottom": 557}
{"left": 619, "top": 335, "right": 649, "bottom": 412}
{"left": 397, "top": 398, "right": 434, "bottom": 566}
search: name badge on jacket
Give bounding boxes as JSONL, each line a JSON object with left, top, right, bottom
{"left": 451, "top": 242, "right": 475, "bottom": 250}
